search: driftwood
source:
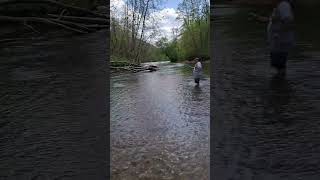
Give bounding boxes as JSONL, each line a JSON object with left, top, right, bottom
{"left": 111, "top": 66, "right": 142, "bottom": 73}
{"left": 0, "top": 0, "right": 108, "bottom": 37}
{"left": 23, "top": 21, "right": 40, "bottom": 33}
{"left": 48, "top": 14, "right": 108, "bottom": 24}
{"left": 0, "top": 0, "right": 107, "bottom": 18}
{"left": 48, "top": 18, "right": 93, "bottom": 32}
{"left": 0, "top": 16, "right": 87, "bottom": 33}
{"left": 111, "top": 64, "right": 159, "bottom": 73}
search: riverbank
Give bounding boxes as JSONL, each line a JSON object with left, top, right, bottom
{"left": 110, "top": 61, "right": 159, "bottom": 73}
{"left": 110, "top": 60, "right": 210, "bottom": 74}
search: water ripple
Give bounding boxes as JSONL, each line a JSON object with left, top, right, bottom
{"left": 111, "top": 62, "right": 210, "bottom": 179}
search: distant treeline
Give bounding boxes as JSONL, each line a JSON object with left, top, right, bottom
{"left": 111, "top": 17, "right": 169, "bottom": 63}
{"left": 110, "top": 0, "right": 169, "bottom": 63}
{"left": 158, "top": 0, "right": 209, "bottom": 62}
{"left": 111, "top": 0, "right": 209, "bottom": 64}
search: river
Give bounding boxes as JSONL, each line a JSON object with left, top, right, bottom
{"left": 111, "top": 61, "right": 210, "bottom": 179}
{"left": 212, "top": 4, "right": 320, "bottom": 180}
{"left": 0, "top": 31, "right": 108, "bottom": 179}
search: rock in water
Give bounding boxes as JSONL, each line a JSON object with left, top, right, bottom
{"left": 145, "top": 65, "right": 158, "bottom": 72}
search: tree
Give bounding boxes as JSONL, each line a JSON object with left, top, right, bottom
{"left": 111, "top": 0, "right": 166, "bottom": 63}
{"left": 175, "top": 0, "right": 209, "bottom": 60}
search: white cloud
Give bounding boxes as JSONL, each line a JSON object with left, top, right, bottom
{"left": 149, "top": 8, "right": 182, "bottom": 42}
{"left": 110, "top": 0, "right": 125, "bottom": 18}
{"left": 110, "top": 0, "right": 125, "bottom": 11}
{"left": 110, "top": 0, "right": 183, "bottom": 44}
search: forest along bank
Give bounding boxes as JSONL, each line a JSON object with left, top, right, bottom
{"left": 111, "top": 0, "right": 209, "bottom": 65}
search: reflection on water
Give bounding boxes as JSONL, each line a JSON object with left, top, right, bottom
{"left": 268, "top": 75, "right": 293, "bottom": 108}
{"left": 212, "top": 4, "right": 320, "bottom": 180}
{"left": 111, "top": 62, "right": 210, "bottom": 179}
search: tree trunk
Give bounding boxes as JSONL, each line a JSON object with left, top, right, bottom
{"left": 135, "top": 0, "right": 150, "bottom": 63}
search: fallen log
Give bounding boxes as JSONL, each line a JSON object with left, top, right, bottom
{"left": 111, "top": 61, "right": 140, "bottom": 67}
{"left": 145, "top": 66, "right": 158, "bottom": 72}
{"left": 110, "top": 63, "right": 160, "bottom": 73}
{"left": 0, "top": 0, "right": 107, "bottom": 18}
{"left": 48, "top": 18, "right": 93, "bottom": 32}
{"left": 111, "top": 66, "right": 146, "bottom": 73}
{"left": 23, "top": 21, "right": 40, "bottom": 33}
{"left": 48, "top": 14, "right": 108, "bottom": 24}
{"left": 0, "top": 16, "right": 87, "bottom": 33}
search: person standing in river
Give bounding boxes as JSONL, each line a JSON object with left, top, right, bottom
{"left": 193, "top": 57, "right": 203, "bottom": 86}
{"left": 250, "top": 0, "right": 295, "bottom": 76}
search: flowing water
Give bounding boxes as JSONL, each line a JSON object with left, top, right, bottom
{"left": 0, "top": 31, "right": 108, "bottom": 179}
{"left": 111, "top": 61, "right": 210, "bottom": 179}
{"left": 212, "top": 4, "right": 320, "bottom": 180}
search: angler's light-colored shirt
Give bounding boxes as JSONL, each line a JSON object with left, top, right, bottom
{"left": 196, "top": 62, "right": 202, "bottom": 69}
{"left": 193, "top": 62, "right": 203, "bottom": 79}
{"left": 267, "top": 1, "right": 295, "bottom": 52}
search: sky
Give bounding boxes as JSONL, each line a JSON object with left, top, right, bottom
{"left": 156, "top": 0, "right": 182, "bottom": 38}
{"left": 164, "top": 0, "right": 180, "bottom": 8}
{"left": 111, "top": 0, "right": 183, "bottom": 43}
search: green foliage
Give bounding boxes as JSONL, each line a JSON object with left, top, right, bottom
{"left": 111, "top": 17, "right": 169, "bottom": 63}
{"left": 156, "top": 0, "right": 209, "bottom": 62}
{"left": 177, "top": 17, "right": 209, "bottom": 61}
{"left": 165, "top": 41, "right": 179, "bottom": 62}
{"left": 111, "top": 0, "right": 209, "bottom": 64}
{"left": 110, "top": 55, "right": 130, "bottom": 63}
{"left": 148, "top": 48, "right": 170, "bottom": 62}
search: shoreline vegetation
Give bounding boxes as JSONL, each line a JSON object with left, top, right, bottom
{"left": 111, "top": 0, "right": 210, "bottom": 73}
{"left": 110, "top": 59, "right": 210, "bottom": 74}
{"left": 110, "top": 61, "right": 159, "bottom": 73}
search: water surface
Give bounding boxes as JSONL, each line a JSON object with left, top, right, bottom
{"left": 212, "top": 4, "right": 320, "bottom": 180}
{"left": 0, "top": 31, "right": 108, "bottom": 179}
{"left": 111, "top": 61, "right": 210, "bottom": 179}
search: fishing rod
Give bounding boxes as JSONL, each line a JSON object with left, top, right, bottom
{"left": 186, "top": 64, "right": 195, "bottom": 69}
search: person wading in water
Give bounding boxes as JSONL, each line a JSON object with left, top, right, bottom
{"left": 250, "top": 0, "right": 295, "bottom": 76}
{"left": 193, "top": 57, "right": 203, "bottom": 86}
